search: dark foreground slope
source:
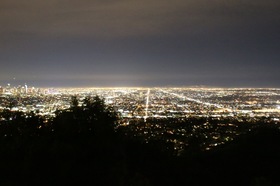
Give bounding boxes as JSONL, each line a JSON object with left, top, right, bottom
{"left": 0, "top": 98, "right": 280, "bottom": 185}
{"left": 137, "top": 126, "right": 280, "bottom": 186}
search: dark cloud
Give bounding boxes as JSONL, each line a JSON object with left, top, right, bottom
{"left": 1, "top": 0, "right": 279, "bottom": 37}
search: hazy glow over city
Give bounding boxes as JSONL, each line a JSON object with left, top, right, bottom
{"left": 0, "top": 0, "right": 279, "bottom": 87}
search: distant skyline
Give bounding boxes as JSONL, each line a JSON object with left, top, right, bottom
{"left": 0, "top": 0, "right": 279, "bottom": 87}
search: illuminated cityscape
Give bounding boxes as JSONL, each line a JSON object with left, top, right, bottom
{"left": 1, "top": 84, "right": 280, "bottom": 155}
{"left": 2, "top": 84, "right": 280, "bottom": 118}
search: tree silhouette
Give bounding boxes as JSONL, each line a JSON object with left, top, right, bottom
{"left": 0, "top": 95, "right": 126, "bottom": 185}
{"left": 70, "top": 95, "right": 79, "bottom": 109}
{"left": 52, "top": 95, "right": 117, "bottom": 138}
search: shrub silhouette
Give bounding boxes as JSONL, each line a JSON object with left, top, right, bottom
{"left": 0, "top": 96, "right": 126, "bottom": 185}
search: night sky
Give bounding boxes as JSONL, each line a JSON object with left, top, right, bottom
{"left": 0, "top": 0, "right": 279, "bottom": 87}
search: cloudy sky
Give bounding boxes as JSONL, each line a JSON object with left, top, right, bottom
{"left": 0, "top": 0, "right": 279, "bottom": 87}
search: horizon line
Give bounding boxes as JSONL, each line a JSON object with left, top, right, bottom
{"left": 2, "top": 86, "right": 280, "bottom": 89}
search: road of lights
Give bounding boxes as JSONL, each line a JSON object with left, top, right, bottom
{"left": 159, "top": 89, "right": 224, "bottom": 109}
{"left": 144, "top": 89, "right": 150, "bottom": 122}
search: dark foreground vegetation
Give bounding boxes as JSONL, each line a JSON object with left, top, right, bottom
{"left": 0, "top": 96, "right": 280, "bottom": 186}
